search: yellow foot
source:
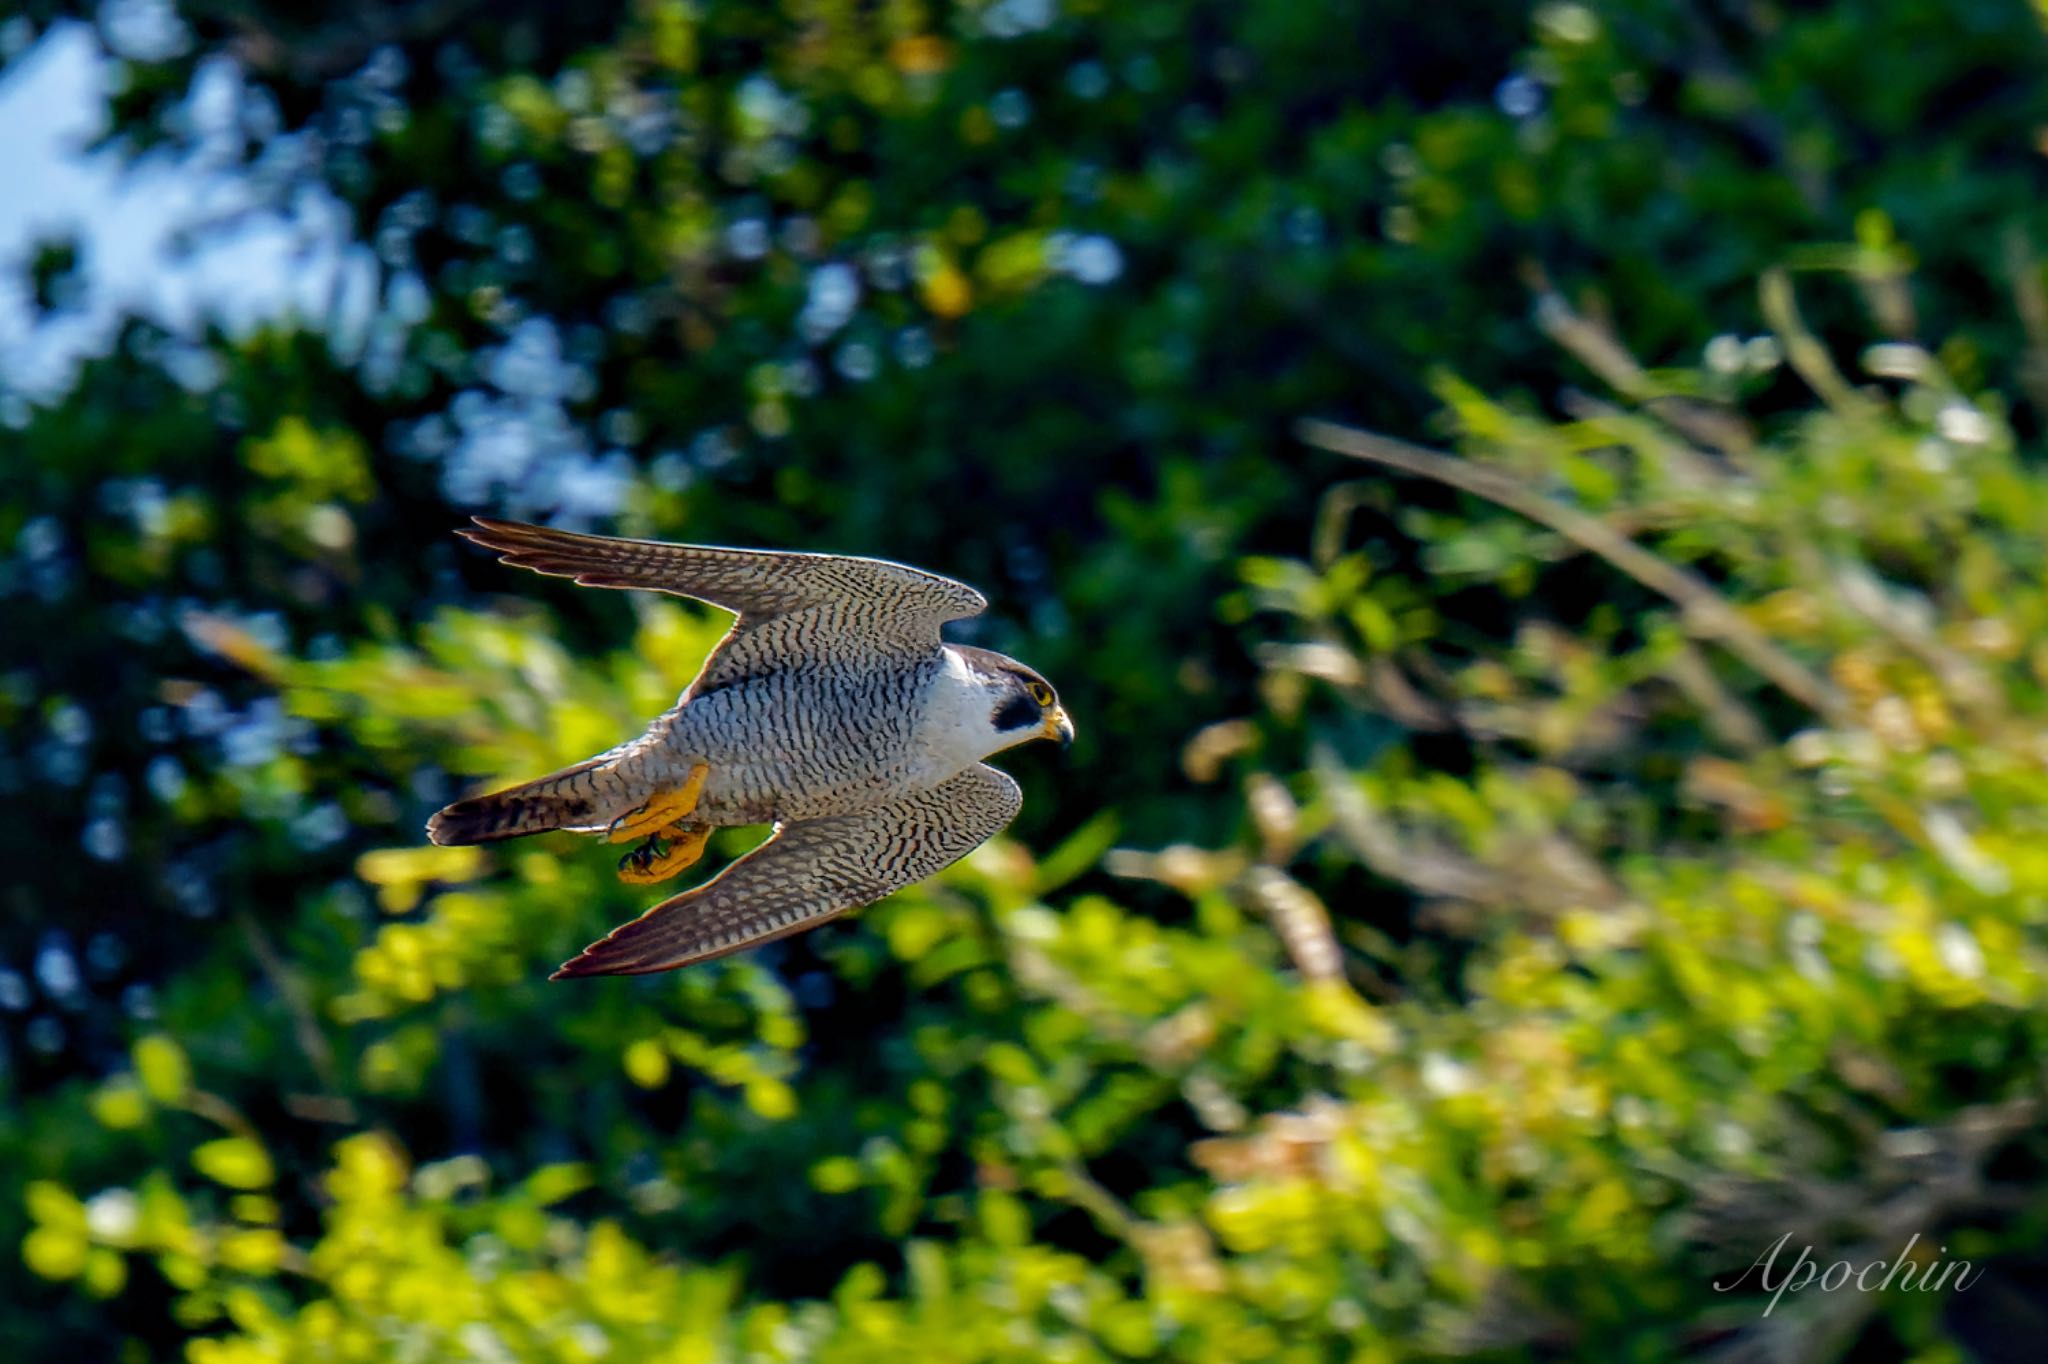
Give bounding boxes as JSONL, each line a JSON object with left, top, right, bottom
{"left": 617, "top": 824, "right": 712, "bottom": 885}
{"left": 607, "top": 764, "right": 709, "bottom": 844}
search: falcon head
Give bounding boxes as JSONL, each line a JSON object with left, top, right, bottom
{"left": 952, "top": 646, "right": 1075, "bottom": 753}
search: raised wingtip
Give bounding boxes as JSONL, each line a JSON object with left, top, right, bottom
{"left": 459, "top": 515, "right": 525, "bottom": 543}
{"left": 550, "top": 922, "right": 656, "bottom": 979}
{"left": 550, "top": 946, "right": 656, "bottom": 980}
{"left": 550, "top": 946, "right": 607, "bottom": 980}
{"left": 457, "top": 518, "right": 563, "bottom": 568}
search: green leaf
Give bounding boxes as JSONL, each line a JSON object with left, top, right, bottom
{"left": 1035, "top": 811, "right": 1122, "bottom": 896}
{"left": 522, "top": 1164, "right": 595, "bottom": 1207}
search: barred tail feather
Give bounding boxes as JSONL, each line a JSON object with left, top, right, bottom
{"left": 427, "top": 758, "right": 611, "bottom": 845}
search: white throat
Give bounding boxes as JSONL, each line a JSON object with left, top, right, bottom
{"left": 915, "top": 645, "right": 1019, "bottom": 782}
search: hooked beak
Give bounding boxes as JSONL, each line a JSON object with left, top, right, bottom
{"left": 1044, "top": 707, "right": 1075, "bottom": 750}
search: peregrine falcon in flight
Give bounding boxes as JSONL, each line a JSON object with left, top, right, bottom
{"left": 426, "top": 518, "right": 1073, "bottom": 979}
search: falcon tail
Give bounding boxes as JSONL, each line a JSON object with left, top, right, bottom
{"left": 426, "top": 758, "right": 610, "bottom": 846}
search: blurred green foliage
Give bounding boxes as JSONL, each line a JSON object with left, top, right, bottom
{"left": 7, "top": 0, "right": 2048, "bottom": 1359}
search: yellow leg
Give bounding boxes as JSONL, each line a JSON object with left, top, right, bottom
{"left": 617, "top": 825, "right": 712, "bottom": 885}
{"left": 607, "top": 763, "right": 709, "bottom": 844}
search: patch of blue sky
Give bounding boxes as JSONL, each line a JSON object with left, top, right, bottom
{"left": 0, "top": 20, "right": 368, "bottom": 401}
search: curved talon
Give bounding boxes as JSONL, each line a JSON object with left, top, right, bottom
{"left": 617, "top": 824, "right": 712, "bottom": 885}
{"left": 618, "top": 835, "right": 668, "bottom": 878}
{"left": 607, "top": 764, "right": 710, "bottom": 844}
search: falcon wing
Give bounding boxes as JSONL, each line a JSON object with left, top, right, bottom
{"left": 553, "top": 764, "right": 1023, "bottom": 977}
{"left": 459, "top": 518, "right": 987, "bottom": 673}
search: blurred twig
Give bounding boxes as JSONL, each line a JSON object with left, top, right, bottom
{"left": 236, "top": 907, "right": 359, "bottom": 1125}
{"left": 1663, "top": 641, "right": 1773, "bottom": 751}
{"left": 1759, "top": 269, "right": 1871, "bottom": 418}
{"left": 1557, "top": 387, "right": 1751, "bottom": 482}
{"left": 1528, "top": 280, "right": 1654, "bottom": 399}
{"left": 2002, "top": 226, "right": 2048, "bottom": 420}
{"left": 1240, "top": 867, "right": 1345, "bottom": 982}
{"left": 1296, "top": 418, "right": 1851, "bottom": 726}
{"left": 1527, "top": 268, "right": 1758, "bottom": 460}
{"left": 1310, "top": 480, "right": 1382, "bottom": 569}
{"left": 1827, "top": 560, "right": 2001, "bottom": 721}
{"left": 1310, "top": 744, "right": 1629, "bottom": 919}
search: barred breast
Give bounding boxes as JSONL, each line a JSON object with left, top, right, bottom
{"left": 633, "top": 655, "right": 945, "bottom": 824}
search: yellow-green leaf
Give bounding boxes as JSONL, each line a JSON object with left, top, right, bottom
{"left": 133, "top": 1035, "right": 190, "bottom": 1104}
{"left": 744, "top": 1076, "right": 797, "bottom": 1121}
{"left": 811, "top": 1157, "right": 861, "bottom": 1193}
{"left": 193, "top": 1138, "right": 276, "bottom": 1191}
{"left": 25, "top": 1181, "right": 85, "bottom": 1232}
{"left": 82, "top": 1247, "right": 128, "bottom": 1299}
{"left": 90, "top": 1078, "right": 151, "bottom": 1130}
{"left": 522, "top": 1163, "right": 594, "bottom": 1207}
{"left": 217, "top": 1228, "right": 285, "bottom": 1276}
{"left": 22, "top": 1225, "right": 88, "bottom": 1280}
{"left": 624, "top": 1038, "right": 671, "bottom": 1089}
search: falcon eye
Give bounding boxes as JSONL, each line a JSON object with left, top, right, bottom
{"left": 994, "top": 694, "right": 1041, "bottom": 732}
{"left": 1026, "top": 681, "right": 1054, "bottom": 707}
